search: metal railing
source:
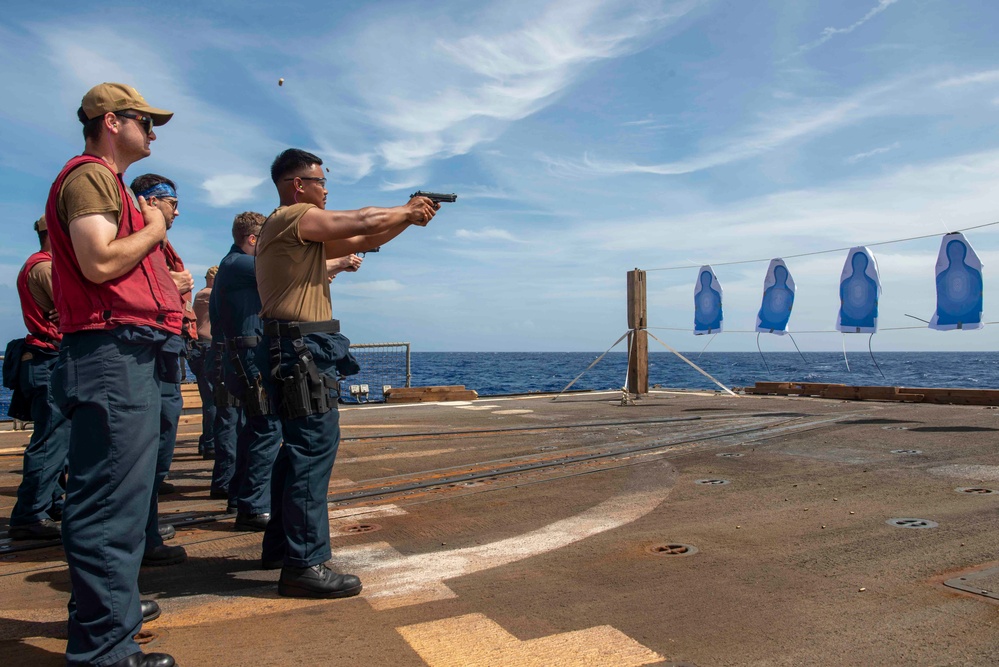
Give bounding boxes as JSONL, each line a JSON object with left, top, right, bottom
{"left": 340, "top": 342, "right": 412, "bottom": 403}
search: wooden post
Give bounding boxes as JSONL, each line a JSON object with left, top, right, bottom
{"left": 626, "top": 269, "right": 648, "bottom": 396}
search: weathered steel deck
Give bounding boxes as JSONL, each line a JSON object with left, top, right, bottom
{"left": 1, "top": 389, "right": 998, "bottom": 666}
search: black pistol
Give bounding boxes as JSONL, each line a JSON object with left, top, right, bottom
{"left": 358, "top": 246, "right": 380, "bottom": 258}
{"left": 411, "top": 190, "right": 457, "bottom": 204}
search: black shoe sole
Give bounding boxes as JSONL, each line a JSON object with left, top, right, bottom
{"left": 8, "top": 531, "right": 61, "bottom": 541}
{"left": 234, "top": 522, "right": 268, "bottom": 532}
{"left": 141, "top": 554, "right": 187, "bottom": 567}
{"left": 278, "top": 581, "right": 363, "bottom": 599}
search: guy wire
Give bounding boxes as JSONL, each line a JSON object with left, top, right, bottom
{"left": 646, "top": 219, "right": 999, "bottom": 272}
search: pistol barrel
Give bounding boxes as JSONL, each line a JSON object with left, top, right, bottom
{"left": 411, "top": 190, "right": 457, "bottom": 203}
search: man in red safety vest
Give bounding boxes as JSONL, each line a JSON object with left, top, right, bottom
{"left": 8, "top": 215, "right": 71, "bottom": 540}
{"left": 45, "top": 82, "right": 181, "bottom": 667}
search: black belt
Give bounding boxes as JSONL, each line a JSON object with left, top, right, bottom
{"left": 263, "top": 319, "right": 340, "bottom": 338}
{"left": 226, "top": 336, "right": 261, "bottom": 350}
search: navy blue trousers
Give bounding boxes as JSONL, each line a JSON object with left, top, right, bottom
{"left": 233, "top": 413, "right": 282, "bottom": 514}
{"left": 227, "top": 345, "right": 281, "bottom": 515}
{"left": 261, "top": 331, "right": 351, "bottom": 568}
{"left": 187, "top": 341, "right": 215, "bottom": 454}
{"left": 145, "top": 380, "right": 181, "bottom": 548}
{"left": 54, "top": 329, "right": 165, "bottom": 666}
{"left": 211, "top": 404, "right": 241, "bottom": 497}
{"left": 206, "top": 345, "right": 241, "bottom": 495}
{"left": 10, "top": 348, "right": 70, "bottom": 526}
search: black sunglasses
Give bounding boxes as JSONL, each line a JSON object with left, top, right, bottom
{"left": 115, "top": 111, "right": 154, "bottom": 135}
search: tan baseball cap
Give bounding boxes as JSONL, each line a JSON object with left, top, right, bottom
{"left": 80, "top": 83, "right": 173, "bottom": 126}
{"left": 34, "top": 215, "right": 46, "bottom": 232}
{"left": 206, "top": 266, "right": 219, "bottom": 280}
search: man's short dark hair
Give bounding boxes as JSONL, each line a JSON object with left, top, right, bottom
{"left": 271, "top": 149, "right": 323, "bottom": 184}
{"left": 78, "top": 107, "right": 104, "bottom": 141}
{"left": 129, "top": 173, "right": 177, "bottom": 195}
{"left": 232, "top": 212, "right": 266, "bottom": 245}
{"left": 36, "top": 228, "right": 47, "bottom": 248}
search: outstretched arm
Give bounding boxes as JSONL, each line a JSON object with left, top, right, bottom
{"left": 324, "top": 221, "right": 416, "bottom": 258}
{"left": 298, "top": 196, "right": 437, "bottom": 246}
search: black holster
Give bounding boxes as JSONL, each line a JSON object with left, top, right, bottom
{"left": 211, "top": 341, "right": 240, "bottom": 408}
{"left": 227, "top": 336, "right": 272, "bottom": 417}
{"left": 266, "top": 322, "right": 339, "bottom": 420}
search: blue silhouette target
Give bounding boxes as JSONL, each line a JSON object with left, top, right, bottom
{"left": 756, "top": 259, "right": 795, "bottom": 335}
{"left": 837, "top": 246, "right": 881, "bottom": 333}
{"left": 693, "top": 266, "right": 723, "bottom": 335}
{"left": 930, "top": 232, "right": 984, "bottom": 331}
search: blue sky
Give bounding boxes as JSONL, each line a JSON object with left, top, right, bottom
{"left": 2, "top": 0, "right": 999, "bottom": 353}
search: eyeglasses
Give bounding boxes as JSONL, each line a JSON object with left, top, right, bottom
{"left": 115, "top": 111, "right": 154, "bottom": 135}
{"left": 283, "top": 177, "right": 327, "bottom": 187}
{"left": 154, "top": 197, "right": 178, "bottom": 211}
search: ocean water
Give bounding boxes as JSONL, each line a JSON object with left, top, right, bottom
{"left": 3, "top": 351, "right": 998, "bottom": 417}
{"left": 409, "top": 351, "right": 999, "bottom": 396}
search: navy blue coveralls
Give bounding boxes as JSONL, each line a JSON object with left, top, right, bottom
{"left": 10, "top": 344, "right": 70, "bottom": 526}
{"left": 207, "top": 287, "right": 241, "bottom": 497}
{"left": 261, "top": 329, "right": 356, "bottom": 567}
{"left": 215, "top": 244, "right": 282, "bottom": 515}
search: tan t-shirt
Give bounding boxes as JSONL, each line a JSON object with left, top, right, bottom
{"left": 56, "top": 162, "right": 123, "bottom": 230}
{"left": 256, "top": 203, "right": 332, "bottom": 322}
{"left": 27, "top": 260, "right": 55, "bottom": 313}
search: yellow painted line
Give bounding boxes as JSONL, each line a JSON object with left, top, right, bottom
{"left": 341, "top": 424, "right": 427, "bottom": 429}
{"left": 397, "top": 613, "right": 664, "bottom": 667}
{"left": 329, "top": 504, "right": 407, "bottom": 521}
{"left": 338, "top": 448, "right": 457, "bottom": 464}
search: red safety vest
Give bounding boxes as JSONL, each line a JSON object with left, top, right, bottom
{"left": 44, "top": 155, "right": 183, "bottom": 335}
{"left": 162, "top": 239, "right": 198, "bottom": 340}
{"left": 16, "top": 251, "right": 62, "bottom": 351}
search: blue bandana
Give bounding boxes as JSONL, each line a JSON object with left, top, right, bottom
{"left": 136, "top": 182, "right": 177, "bottom": 200}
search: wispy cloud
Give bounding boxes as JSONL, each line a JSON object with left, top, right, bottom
{"left": 845, "top": 142, "right": 901, "bottom": 164}
{"left": 292, "top": 0, "right": 703, "bottom": 174}
{"left": 937, "top": 69, "right": 999, "bottom": 88}
{"left": 379, "top": 175, "right": 426, "bottom": 192}
{"left": 794, "top": 0, "right": 903, "bottom": 56}
{"left": 202, "top": 175, "right": 266, "bottom": 206}
{"left": 570, "top": 148, "right": 999, "bottom": 260}
{"left": 541, "top": 85, "right": 888, "bottom": 177}
{"left": 455, "top": 228, "right": 524, "bottom": 243}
